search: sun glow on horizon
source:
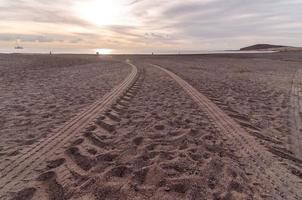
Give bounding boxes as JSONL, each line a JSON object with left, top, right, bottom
{"left": 95, "top": 48, "right": 113, "bottom": 54}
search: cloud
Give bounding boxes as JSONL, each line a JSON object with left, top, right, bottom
{"left": 0, "top": 33, "right": 81, "bottom": 43}
{"left": 130, "top": 0, "right": 302, "bottom": 48}
{"left": 128, "top": 0, "right": 145, "bottom": 5}
{"left": 0, "top": 0, "right": 89, "bottom": 26}
{"left": 0, "top": 0, "right": 302, "bottom": 52}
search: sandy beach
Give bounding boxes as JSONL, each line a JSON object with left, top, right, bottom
{"left": 0, "top": 52, "right": 301, "bottom": 200}
{"left": 142, "top": 53, "right": 300, "bottom": 157}
{"left": 0, "top": 54, "right": 131, "bottom": 160}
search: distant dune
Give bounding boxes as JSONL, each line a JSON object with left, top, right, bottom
{"left": 240, "top": 44, "right": 302, "bottom": 52}
{"left": 240, "top": 44, "right": 287, "bottom": 50}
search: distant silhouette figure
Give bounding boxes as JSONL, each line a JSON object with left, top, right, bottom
{"left": 49, "top": 51, "right": 52, "bottom": 55}
{"left": 14, "top": 46, "right": 23, "bottom": 49}
{"left": 14, "top": 40, "right": 23, "bottom": 49}
{"left": 96, "top": 52, "right": 100, "bottom": 55}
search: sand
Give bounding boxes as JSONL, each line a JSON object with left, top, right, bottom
{"left": 1, "top": 52, "right": 302, "bottom": 200}
{"left": 9, "top": 63, "right": 255, "bottom": 200}
{"left": 0, "top": 54, "right": 131, "bottom": 160}
{"left": 142, "top": 54, "right": 302, "bottom": 162}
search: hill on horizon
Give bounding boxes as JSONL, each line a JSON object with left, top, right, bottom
{"left": 240, "top": 44, "right": 288, "bottom": 51}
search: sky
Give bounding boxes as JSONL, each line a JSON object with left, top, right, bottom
{"left": 0, "top": 0, "right": 301, "bottom": 54}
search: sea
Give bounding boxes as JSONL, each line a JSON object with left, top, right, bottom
{"left": 0, "top": 47, "right": 275, "bottom": 55}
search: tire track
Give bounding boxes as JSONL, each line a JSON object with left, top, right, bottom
{"left": 290, "top": 69, "right": 302, "bottom": 160}
{"left": 50, "top": 68, "right": 145, "bottom": 200}
{"left": 0, "top": 62, "right": 138, "bottom": 198}
{"left": 151, "top": 63, "right": 302, "bottom": 200}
